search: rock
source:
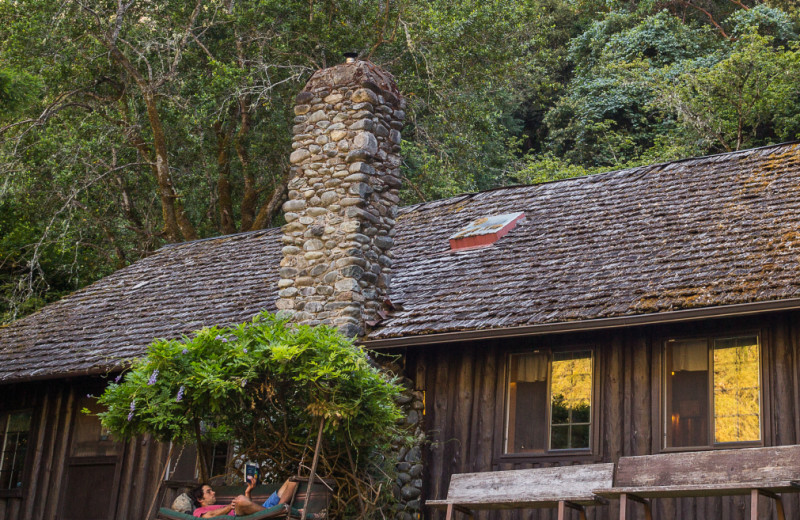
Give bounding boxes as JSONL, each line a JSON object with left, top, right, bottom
{"left": 303, "top": 239, "right": 324, "bottom": 251}
{"left": 283, "top": 199, "right": 306, "bottom": 212}
{"left": 352, "top": 88, "right": 379, "bottom": 104}
{"left": 294, "top": 104, "right": 311, "bottom": 115}
{"left": 289, "top": 149, "right": 310, "bottom": 164}
{"left": 353, "top": 131, "right": 378, "bottom": 156}
{"left": 330, "top": 130, "right": 348, "bottom": 141}
{"left": 349, "top": 119, "right": 374, "bottom": 131}
{"left": 404, "top": 446, "right": 421, "bottom": 463}
{"left": 307, "top": 110, "right": 327, "bottom": 123}
{"left": 349, "top": 162, "right": 376, "bottom": 175}
{"left": 400, "top": 484, "right": 421, "bottom": 500}
{"left": 346, "top": 149, "right": 370, "bottom": 162}
{"left": 296, "top": 91, "right": 314, "bottom": 104}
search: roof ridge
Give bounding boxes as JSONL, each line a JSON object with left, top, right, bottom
{"left": 398, "top": 140, "right": 800, "bottom": 215}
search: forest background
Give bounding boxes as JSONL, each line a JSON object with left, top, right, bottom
{"left": 1, "top": 0, "right": 799, "bottom": 323}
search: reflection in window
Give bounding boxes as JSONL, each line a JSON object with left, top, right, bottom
{"left": 505, "top": 350, "right": 592, "bottom": 454}
{"left": 550, "top": 351, "right": 592, "bottom": 450}
{"left": 0, "top": 410, "right": 32, "bottom": 490}
{"left": 714, "top": 337, "right": 760, "bottom": 443}
{"left": 665, "top": 335, "right": 760, "bottom": 448}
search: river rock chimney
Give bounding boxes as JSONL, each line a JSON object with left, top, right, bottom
{"left": 276, "top": 59, "right": 405, "bottom": 338}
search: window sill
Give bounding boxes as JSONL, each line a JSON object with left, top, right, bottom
{"left": 660, "top": 441, "right": 763, "bottom": 453}
{"left": 496, "top": 449, "right": 599, "bottom": 464}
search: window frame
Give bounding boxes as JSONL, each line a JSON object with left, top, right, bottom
{"left": 497, "top": 345, "right": 601, "bottom": 462}
{"left": 0, "top": 408, "right": 35, "bottom": 498}
{"left": 659, "top": 331, "right": 764, "bottom": 452}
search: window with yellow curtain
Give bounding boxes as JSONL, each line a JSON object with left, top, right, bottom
{"left": 665, "top": 335, "right": 760, "bottom": 449}
{"left": 505, "top": 350, "right": 593, "bottom": 454}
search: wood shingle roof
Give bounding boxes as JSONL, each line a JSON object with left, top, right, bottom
{"left": 2, "top": 142, "right": 800, "bottom": 383}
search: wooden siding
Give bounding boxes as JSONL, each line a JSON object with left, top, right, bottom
{"left": 0, "top": 379, "right": 170, "bottom": 520}
{"left": 413, "top": 310, "right": 800, "bottom": 520}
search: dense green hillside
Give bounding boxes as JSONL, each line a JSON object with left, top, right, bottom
{"left": 1, "top": 0, "right": 798, "bottom": 322}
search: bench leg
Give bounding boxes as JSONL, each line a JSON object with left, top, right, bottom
{"left": 750, "top": 489, "right": 786, "bottom": 520}
{"left": 620, "top": 493, "right": 652, "bottom": 520}
{"left": 445, "top": 503, "right": 454, "bottom": 520}
{"left": 558, "top": 501, "right": 587, "bottom": 520}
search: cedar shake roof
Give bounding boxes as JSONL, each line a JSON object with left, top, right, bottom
{"left": 2, "top": 142, "right": 800, "bottom": 382}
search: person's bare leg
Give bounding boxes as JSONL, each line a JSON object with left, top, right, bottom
{"left": 277, "top": 480, "right": 298, "bottom": 504}
{"left": 232, "top": 495, "right": 265, "bottom": 516}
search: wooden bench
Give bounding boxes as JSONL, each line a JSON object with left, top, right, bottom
{"left": 594, "top": 445, "right": 800, "bottom": 520}
{"left": 426, "top": 463, "right": 614, "bottom": 520}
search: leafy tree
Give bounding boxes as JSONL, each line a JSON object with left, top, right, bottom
{"left": 652, "top": 7, "right": 800, "bottom": 151}
{"left": 98, "top": 312, "right": 405, "bottom": 518}
{"left": 543, "top": 10, "right": 714, "bottom": 167}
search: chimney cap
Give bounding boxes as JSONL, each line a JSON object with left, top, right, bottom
{"left": 343, "top": 52, "right": 358, "bottom": 63}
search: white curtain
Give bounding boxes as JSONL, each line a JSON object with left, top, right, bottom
{"left": 671, "top": 340, "right": 708, "bottom": 372}
{"left": 511, "top": 353, "right": 548, "bottom": 382}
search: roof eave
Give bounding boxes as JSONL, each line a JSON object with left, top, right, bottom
{"left": 361, "top": 298, "right": 800, "bottom": 349}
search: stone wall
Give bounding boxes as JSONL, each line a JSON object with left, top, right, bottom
{"left": 276, "top": 60, "right": 405, "bottom": 338}
{"left": 392, "top": 378, "right": 425, "bottom": 520}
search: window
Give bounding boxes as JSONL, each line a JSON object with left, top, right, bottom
{"left": 0, "top": 410, "right": 32, "bottom": 490}
{"left": 664, "top": 335, "right": 761, "bottom": 449}
{"left": 504, "top": 350, "right": 593, "bottom": 454}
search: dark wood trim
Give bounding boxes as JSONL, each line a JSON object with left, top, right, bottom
{"left": 364, "top": 298, "right": 800, "bottom": 349}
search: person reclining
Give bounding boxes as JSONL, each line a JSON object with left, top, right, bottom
{"left": 232, "top": 477, "right": 298, "bottom": 516}
{"left": 189, "top": 478, "right": 297, "bottom": 518}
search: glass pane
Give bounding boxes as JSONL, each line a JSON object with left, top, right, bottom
{"left": 665, "top": 339, "right": 709, "bottom": 448}
{"left": 505, "top": 352, "right": 548, "bottom": 453}
{"left": 550, "top": 351, "right": 592, "bottom": 450}
{"left": 7, "top": 412, "right": 31, "bottom": 433}
{"left": 714, "top": 336, "right": 760, "bottom": 443}
{"left": 0, "top": 411, "right": 32, "bottom": 490}
{"left": 571, "top": 425, "right": 590, "bottom": 449}
{"left": 550, "top": 425, "right": 569, "bottom": 450}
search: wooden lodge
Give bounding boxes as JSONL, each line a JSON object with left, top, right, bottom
{"left": 2, "top": 59, "right": 800, "bottom": 520}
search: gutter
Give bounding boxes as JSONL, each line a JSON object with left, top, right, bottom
{"left": 360, "top": 298, "right": 800, "bottom": 349}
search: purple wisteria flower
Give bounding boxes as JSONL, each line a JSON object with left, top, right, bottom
{"left": 147, "top": 369, "right": 159, "bottom": 385}
{"left": 127, "top": 411, "right": 134, "bottom": 421}
{"left": 128, "top": 399, "right": 136, "bottom": 421}
{"left": 243, "top": 348, "right": 248, "bottom": 353}
{"left": 215, "top": 335, "right": 228, "bottom": 342}
{"left": 86, "top": 393, "right": 93, "bottom": 398}
{"left": 241, "top": 379, "right": 248, "bottom": 388}
{"left": 182, "top": 348, "right": 189, "bottom": 354}
{"left": 115, "top": 374, "right": 122, "bottom": 383}
{"left": 176, "top": 386, "right": 185, "bottom": 402}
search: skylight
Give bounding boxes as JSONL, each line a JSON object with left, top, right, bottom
{"left": 449, "top": 212, "right": 525, "bottom": 251}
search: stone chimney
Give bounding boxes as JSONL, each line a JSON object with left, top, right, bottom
{"left": 276, "top": 59, "right": 405, "bottom": 338}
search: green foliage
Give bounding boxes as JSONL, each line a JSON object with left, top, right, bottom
{"left": 653, "top": 31, "right": 800, "bottom": 151}
{"left": 2, "top": 0, "right": 800, "bottom": 321}
{"left": 98, "top": 312, "right": 404, "bottom": 517}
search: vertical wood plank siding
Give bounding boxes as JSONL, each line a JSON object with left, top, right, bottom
{"left": 0, "top": 380, "right": 169, "bottom": 520}
{"left": 417, "top": 311, "right": 800, "bottom": 520}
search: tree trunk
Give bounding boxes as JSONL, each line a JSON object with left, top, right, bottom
{"left": 215, "top": 119, "right": 237, "bottom": 235}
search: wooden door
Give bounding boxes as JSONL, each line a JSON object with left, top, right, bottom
{"left": 58, "top": 394, "right": 122, "bottom": 520}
